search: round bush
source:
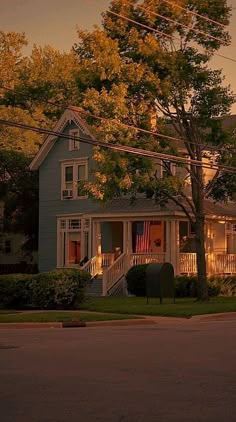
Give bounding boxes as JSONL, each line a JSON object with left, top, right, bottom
{"left": 126, "top": 264, "right": 148, "bottom": 296}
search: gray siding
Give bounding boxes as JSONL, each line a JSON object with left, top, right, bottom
{"left": 38, "top": 122, "right": 99, "bottom": 271}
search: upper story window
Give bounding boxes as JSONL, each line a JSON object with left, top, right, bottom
{"left": 61, "top": 159, "right": 88, "bottom": 200}
{"left": 161, "top": 160, "right": 175, "bottom": 178}
{"left": 69, "top": 129, "right": 80, "bottom": 151}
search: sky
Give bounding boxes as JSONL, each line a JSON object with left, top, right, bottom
{"left": 1, "top": 0, "right": 236, "bottom": 111}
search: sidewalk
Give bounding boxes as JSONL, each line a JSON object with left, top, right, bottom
{"left": 0, "top": 311, "right": 235, "bottom": 329}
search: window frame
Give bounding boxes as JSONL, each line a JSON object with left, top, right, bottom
{"left": 69, "top": 129, "right": 80, "bottom": 151}
{"left": 61, "top": 159, "right": 88, "bottom": 200}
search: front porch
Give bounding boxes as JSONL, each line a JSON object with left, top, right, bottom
{"left": 82, "top": 250, "right": 236, "bottom": 296}
{"left": 57, "top": 216, "right": 236, "bottom": 295}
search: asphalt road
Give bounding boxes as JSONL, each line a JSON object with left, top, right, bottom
{"left": 1, "top": 317, "right": 236, "bottom": 422}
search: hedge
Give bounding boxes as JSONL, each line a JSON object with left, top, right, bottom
{"left": 126, "top": 264, "right": 236, "bottom": 297}
{"left": 0, "top": 268, "right": 91, "bottom": 309}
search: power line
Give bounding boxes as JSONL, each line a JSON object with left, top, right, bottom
{"left": 161, "top": 0, "right": 226, "bottom": 28}
{"left": 93, "top": 0, "right": 236, "bottom": 64}
{"left": 0, "top": 118, "right": 236, "bottom": 174}
{"left": 1, "top": 84, "right": 234, "bottom": 154}
{"left": 107, "top": 9, "right": 179, "bottom": 41}
{"left": 136, "top": 3, "right": 229, "bottom": 46}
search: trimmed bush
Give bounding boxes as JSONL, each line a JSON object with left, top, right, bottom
{"left": 0, "top": 273, "right": 32, "bottom": 309}
{"left": 126, "top": 266, "right": 233, "bottom": 297}
{"left": 0, "top": 268, "right": 90, "bottom": 309}
{"left": 126, "top": 264, "right": 148, "bottom": 296}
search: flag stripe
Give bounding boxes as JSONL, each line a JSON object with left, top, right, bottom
{"left": 135, "top": 221, "right": 150, "bottom": 252}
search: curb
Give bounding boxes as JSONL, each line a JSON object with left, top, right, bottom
{"left": 85, "top": 318, "right": 156, "bottom": 327}
{"left": 0, "top": 318, "right": 155, "bottom": 329}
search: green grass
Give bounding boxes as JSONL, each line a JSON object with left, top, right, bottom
{"left": 80, "top": 296, "right": 236, "bottom": 318}
{"left": 0, "top": 311, "right": 140, "bottom": 323}
{"left": 1, "top": 297, "right": 236, "bottom": 322}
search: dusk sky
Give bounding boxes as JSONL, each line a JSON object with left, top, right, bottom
{"left": 1, "top": 0, "right": 236, "bottom": 111}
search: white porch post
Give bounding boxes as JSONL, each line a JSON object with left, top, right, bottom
{"left": 170, "top": 219, "right": 179, "bottom": 275}
{"left": 123, "top": 221, "right": 132, "bottom": 272}
{"left": 92, "top": 221, "right": 102, "bottom": 272}
{"left": 165, "top": 220, "right": 171, "bottom": 263}
{"left": 205, "top": 222, "right": 214, "bottom": 274}
{"left": 92, "top": 221, "right": 97, "bottom": 257}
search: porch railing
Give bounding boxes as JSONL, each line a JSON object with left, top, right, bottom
{"left": 130, "top": 252, "right": 166, "bottom": 266}
{"left": 81, "top": 256, "right": 99, "bottom": 278}
{"left": 179, "top": 253, "right": 236, "bottom": 275}
{"left": 179, "top": 253, "right": 197, "bottom": 274}
{"left": 214, "top": 254, "right": 236, "bottom": 274}
{"left": 101, "top": 253, "right": 115, "bottom": 268}
{"left": 103, "top": 253, "right": 127, "bottom": 296}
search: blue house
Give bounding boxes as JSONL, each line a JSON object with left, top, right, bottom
{"left": 30, "top": 107, "right": 236, "bottom": 295}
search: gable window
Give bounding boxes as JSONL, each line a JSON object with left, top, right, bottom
{"left": 69, "top": 129, "right": 80, "bottom": 151}
{"left": 61, "top": 159, "right": 88, "bottom": 199}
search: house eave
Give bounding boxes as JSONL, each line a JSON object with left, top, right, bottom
{"left": 29, "top": 107, "right": 94, "bottom": 171}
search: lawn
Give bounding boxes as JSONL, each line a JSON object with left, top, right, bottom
{"left": 0, "top": 311, "right": 140, "bottom": 323}
{"left": 80, "top": 296, "right": 236, "bottom": 318}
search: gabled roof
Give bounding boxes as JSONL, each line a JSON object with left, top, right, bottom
{"left": 29, "top": 106, "right": 95, "bottom": 170}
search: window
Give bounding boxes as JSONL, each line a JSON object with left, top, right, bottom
{"left": 69, "top": 130, "right": 80, "bottom": 151}
{"left": 0, "top": 239, "right": 11, "bottom": 254}
{"left": 161, "top": 160, "right": 175, "bottom": 178}
{"left": 61, "top": 159, "right": 88, "bottom": 199}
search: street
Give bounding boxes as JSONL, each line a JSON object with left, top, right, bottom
{"left": 1, "top": 317, "right": 236, "bottom": 422}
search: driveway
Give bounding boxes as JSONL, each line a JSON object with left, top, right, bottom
{"left": 0, "top": 317, "right": 236, "bottom": 421}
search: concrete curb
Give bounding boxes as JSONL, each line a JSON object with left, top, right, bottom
{"left": 0, "top": 318, "right": 155, "bottom": 329}
{"left": 85, "top": 319, "right": 156, "bottom": 327}
{"left": 0, "top": 312, "right": 235, "bottom": 329}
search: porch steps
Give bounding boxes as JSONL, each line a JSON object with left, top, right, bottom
{"left": 85, "top": 276, "right": 103, "bottom": 297}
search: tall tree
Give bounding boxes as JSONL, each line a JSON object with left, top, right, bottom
{"left": 0, "top": 150, "right": 39, "bottom": 255}
{"left": 74, "top": 0, "right": 235, "bottom": 300}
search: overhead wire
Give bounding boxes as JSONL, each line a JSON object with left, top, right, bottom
{"left": 135, "top": 3, "right": 229, "bottom": 46}
{"left": 0, "top": 118, "right": 236, "bottom": 174}
{"left": 1, "top": 84, "right": 235, "bottom": 154}
{"left": 0, "top": 2, "right": 235, "bottom": 172}
{"left": 91, "top": 0, "right": 236, "bottom": 63}
{"left": 161, "top": 0, "right": 226, "bottom": 28}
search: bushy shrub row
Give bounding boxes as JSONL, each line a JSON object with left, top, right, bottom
{"left": 126, "top": 264, "right": 236, "bottom": 297}
{"left": 0, "top": 269, "right": 90, "bottom": 309}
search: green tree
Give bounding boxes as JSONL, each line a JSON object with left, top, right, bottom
{"left": 74, "top": 0, "right": 235, "bottom": 300}
{"left": 0, "top": 150, "right": 38, "bottom": 254}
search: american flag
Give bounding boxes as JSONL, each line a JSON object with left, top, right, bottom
{"left": 135, "top": 221, "right": 150, "bottom": 252}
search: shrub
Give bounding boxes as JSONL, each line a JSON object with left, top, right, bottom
{"left": 126, "top": 267, "right": 231, "bottom": 298}
{"left": 126, "top": 264, "right": 148, "bottom": 296}
{"left": 208, "top": 275, "right": 236, "bottom": 297}
{"left": 0, "top": 268, "right": 90, "bottom": 309}
{"left": 175, "top": 275, "right": 198, "bottom": 297}
{"left": 0, "top": 273, "right": 32, "bottom": 309}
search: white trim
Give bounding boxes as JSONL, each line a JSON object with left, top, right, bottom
{"left": 29, "top": 108, "right": 94, "bottom": 170}
{"left": 69, "top": 129, "right": 80, "bottom": 151}
{"left": 59, "top": 157, "right": 89, "bottom": 162}
{"left": 61, "top": 158, "right": 88, "bottom": 200}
